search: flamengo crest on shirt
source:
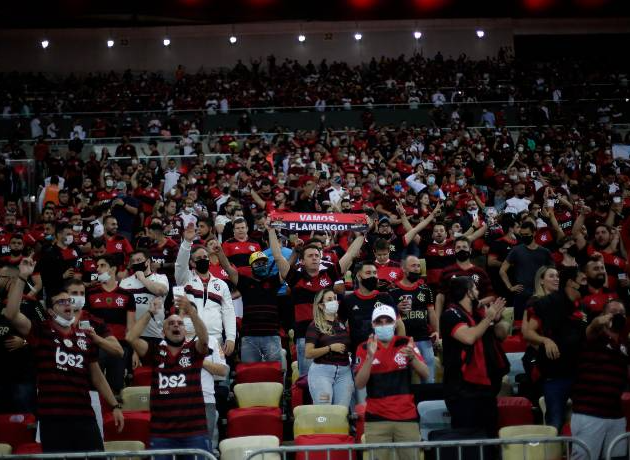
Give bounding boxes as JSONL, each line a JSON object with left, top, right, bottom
{"left": 269, "top": 211, "right": 368, "bottom": 232}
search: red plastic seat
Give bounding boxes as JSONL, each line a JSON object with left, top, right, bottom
{"left": 132, "top": 366, "right": 152, "bottom": 386}
{"left": 226, "top": 407, "right": 283, "bottom": 441}
{"left": 501, "top": 334, "right": 527, "bottom": 353}
{"left": 497, "top": 396, "right": 534, "bottom": 429}
{"left": 354, "top": 403, "right": 366, "bottom": 444}
{"left": 295, "top": 434, "right": 355, "bottom": 460}
{"left": 235, "top": 361, "right": 283, "bottom": 384}
{"left": 0, "top": 413, "right": 36, "bottom": 448}
{"left": 14, "top": 443, "right": 42, "bottom": 454}
{"left": 622, "top": 392, "right": 630, "bottom": 430}
{"left": 104, "top": 410, "right": 151, "bottom": 446}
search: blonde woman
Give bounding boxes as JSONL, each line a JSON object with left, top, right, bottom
{"left": 305, "top": 288, "right": 354, "bottom": 407}
{"left": 522, "top": 266, "right": 560, "bottom": 345}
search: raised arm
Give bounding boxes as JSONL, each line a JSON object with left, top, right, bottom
{"left": 4, "top": 258, "right": 35, "bottom": 336}
{"left": 403, "top": 203, "right": 441, "bottom": 246}
{"left": 174, "top": 223, "right": 195, "bottom": 286}
{"left": 175, "top": 295, "right": 209, "bottom": 355}
{"left": 267, "top": 221, "right": 291, "bottom": 279}
{"left": 572, "top": 206, "right": 589, "bottom": 250}
{"left": 212, "top": 240, "right": 238, "bottom": 285}
{"left": 126, "top": 298, "right": 161, "bottom": 358}
{"left": 339, "top": 232, "right": 366, "bottom": 274}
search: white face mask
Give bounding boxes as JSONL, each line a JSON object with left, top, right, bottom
{"left": 63, "top": 235, "right": 74, "bottom": 246}
{"left": 183, "top": 317, "right": 195, "bottom": 335}
{"left": 97, "top": 272, "right": 111, "bottom": 283}
{"left": 54, "top": 314, "right": 75, "bottom": 328}
{"left": 517, "top": 146, "right": 524, "bottom": 153}
{"left": 544, "top": 145, "right": 551, "bottom": 152}
{"left": 70, "top": 295, "right": 85, "bottom": 311}
{"left": 324, "top": 300, "right": 339, "bottom": 315}
{"left": 378, "top": 178, "right": 387, "bottom": 186}
{"left": 72, "top": 225, "right": 83, "bottom": 233}
{"left": 105, "top": 179, "right": 114, "bottom": 187}
{"left": 509, "top": 174, "right": 518, "bottom": 181}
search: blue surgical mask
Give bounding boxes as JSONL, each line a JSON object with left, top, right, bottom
{"left": 456, "top": 179, "right": 465, "bottom": 187}
{"left": 427, "top": 176, "right": 436, "bottom": 185}
{"left": 252, "top": 264, "right": 270, "bottom": 278}
{"left": 374, "top": 324, "right": 395, "bottom": 342}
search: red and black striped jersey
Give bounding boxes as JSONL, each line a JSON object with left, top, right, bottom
{"left": 422, "top": 240, "right": 455, "bottom": 286}
{"left": 134, "top": 187, "right": 161, "bottom": 214}
{"left": 355, "top": 336, "right": 422, "bottom": 422}
{"left": 438, "top": 263, "right": 494, "bottom": 298}
{"left": 28, "top": 319, "right": 99, "bottom": 419}
{"left": 85, "top": 285, "right": 136, "bottom": 339}
{"left": 236, "top": 267, "right": 283, "bottom": 336}
{"left": 165, "top": 215, "right": 185, "bottom": 242}
{"left": 222, "top": 238, "right": 261, "bottom": 268}
{"left": 286, "top": 263, "right": 341, "bottom": 337}
{"left": 145, "top": 340, "right": 207, "bottom": 438}
{"left": 149, "top": 238, "right": 179, "bottom": 279}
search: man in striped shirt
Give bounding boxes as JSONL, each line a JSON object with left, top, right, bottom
{"left": 126, "top": 295, "right": 210, "bottom": 459}
{"left": 5, "top": 257, "right": 124, "bottom": 453}
{"left": 570, "top": 299, "right": 630, "bottom": 460}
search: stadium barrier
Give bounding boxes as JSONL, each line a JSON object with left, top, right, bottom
{"left": 605, "top": 432, "right": 630, "bottom": 460}
{"left": 0, "top": 448, "right": 217, "bottom": 460}
{"left": 243, "top": 437, "right": 592, "bottom": 460}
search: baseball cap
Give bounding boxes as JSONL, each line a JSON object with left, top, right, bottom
{"left": 371, "top": 304, "right": 396, "bottom": 322}
{"left": 249, "top": 251, "right": 268, "bottom": 266}
{"left": 378, "top": 216, "right": 390, "bottom": 225}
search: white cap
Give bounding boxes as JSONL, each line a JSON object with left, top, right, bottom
{"left": 372, "top": 304, "right": 396, "bottom": 322}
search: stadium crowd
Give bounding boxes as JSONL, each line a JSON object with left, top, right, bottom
{"left": 0, "top": 54, "right": 630, "bottom": 459}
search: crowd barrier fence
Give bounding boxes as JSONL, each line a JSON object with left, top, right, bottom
{"left": 0, "top": 448, "right": 217, "bottom": 460}
{"left": 605, "top": 432, "right": 630, "bottom": 460}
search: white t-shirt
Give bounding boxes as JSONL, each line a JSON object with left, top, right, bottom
{"left": 505, "top": 196, "right": 531, "bottom": 214}
{"left": 120, "top": 273, "right": 170, "bottom": 339}
{"left": 200, "top": 335, "right": 228, "bottom": 404}
{"left": 163, "top": 170, "right": 180, "bottom": 197}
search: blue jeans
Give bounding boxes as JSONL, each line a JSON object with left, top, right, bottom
{"left": 416, "top": 340, "right": 435, "bottom": 383}
{"left": 296, "top": 337, "right": 313, "bottom": 376}
{"left": 150, "top": 435, "right": 211, "bottom": 460}
{"left": 240, "top": 335, "right": 282, "bottom": 363}
{"left": 308, "top": 362, "right": 354, "bottom": 408}
{"left": 542, "top": 377, "right": 574, "bottom": 432}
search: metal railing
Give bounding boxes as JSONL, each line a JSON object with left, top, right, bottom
{"left": 605, "top": 432, "right": 630, "bottom": 460}
{"left": 244, "top": 437, "right": 592, "bottom": 460}
{"left": 0, "top": 448, "right": 217, "bottom": 460}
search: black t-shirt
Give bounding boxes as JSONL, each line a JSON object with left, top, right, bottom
{"left": 236, "top": 267, "right": 283, "bottom": 336}
{"left": 367, "top": 232, "right": 407, "bottom": 262}
{"left": 389, "top": 281, "right": 435, "bottom": 341}
{"left": 340, "top": 290, "right": 396, "bottom": 353}
{"left": 505, "top": 244, "right": 554, "bottom": 292}
{"left": 305, "top": 320, "right": 351, "bottom": 366}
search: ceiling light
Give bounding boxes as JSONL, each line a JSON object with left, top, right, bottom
{"left": 298, "top": 34, "right": 306, "bottom": 42}
{"left": 229, "top": 35, "right": 237, "bottom": 44}
{"left": 107, "top": 39, "right": 115, "bottom": 48}
{"left": 413, "top": 31, "right": 422, "bottom": 39}
{"left": 163, "top": 37, "right": 171, "bottom": 47}
{"left": 476, "top": 29, "right": 485, "bottom": 38}
{"left": 41, "top": 40, "right": 49, "bottom": 49}
{"left": 354, "top": 32, "right": 362, "bottom": 41}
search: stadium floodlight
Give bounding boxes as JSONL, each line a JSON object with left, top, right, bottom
{"left": 229, "top": 35, "right": 237, "bottom": 44}
{"left": 298, "top": 34, "right": 306, "bottom": 42}
{"left": 413, "top": 31, "right": 422, "bottom": 39}
{"left": 107, "top": 39, "right": 115, "bottom": 48}
{"left": 163, "top": 37, "right": 171, "bottom": 47}
{"left": 476, "top": 29, "right": 485, "bottom": 38}
{"left": 41, "top": 39, "right": 50, "bottom": 49}
{"left": 354, "top": 32, "right": 362, "bottom": 41}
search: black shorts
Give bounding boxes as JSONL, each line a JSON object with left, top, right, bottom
{"left": 40, "top": 417, "right": 103, "bottom": 453}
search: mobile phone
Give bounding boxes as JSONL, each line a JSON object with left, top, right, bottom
{"left": 79, "top": 320, "right": 91, "bottom": 330}
{"left": 618, "top": 273, "right": 627, "bottom": 280}
{"left": 289, "top": 234, "right": 298, "bottom": 244}
{"left": 613, "top": 196, "right": 622, "bottom": 204}
{"left": 547, "top": 199, "right": 555, "bottom": 208}
{"left": 173, "top": 286, "right": 185, "bottom": 297}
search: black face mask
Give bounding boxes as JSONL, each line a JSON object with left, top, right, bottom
{"left": 407, "top": 272, "right": 421, "bottom": 283}
{"left": 361, "top": 276, "right": 378, "bottom": 291}
{"left": 566, "top": 244, "right": 580, "bottom": 258}
{"left": 10, "top": 249, "right": 22, "bottom": 257}
{"left": 131, "top": 261, "right": 147, "bottom": 273}
{"left": 195, "top": 258, "right": 210, "bottom": 274}
{"left": 588, "top": 276, "right": 606, "bottom": 289}
{"left": 455, "top": 250, "right": 470, "bottom": 262}
{"left": 611, "top": 313, "right": 626, "bottom": 333}
{"left": 4, "top": 224, "right": 15, "bottom": 232}
{"left": 164, "top": 336, "right": 185, "bottom": 347}
{"left": 519, "top": 235, "right": 534, "bottom": 245}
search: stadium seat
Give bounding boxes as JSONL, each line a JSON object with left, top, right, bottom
{"left": 293, "top": 405, "right": 349, "bottom": 437}
{"left": 235, "top": 361, "right": 283, "bottom": 384}
{"left": 498, "top": 375, "right": 513, "bottom": 397}
{"left": 132, "top": 366, "right": 152, "bottom": 386}
{"left": 121, "top": 386, "right": 151, "bottom": 411}
{"left": 498, "top": 425, "right": 560, "bottom": 460}
{"left": 104, "top": 410, "right": 151, "bottom": 446}
{"left": 291, "top": 361, "right": 299, "bottom": 385}
{"left": 497, "top": 396, "right": 534, "bottom": 429}
{"left": 354, "top": 403, "right": 366, "bottom": 443}
{"left": 434, "top": 356, "right": 443, "bottom": 383}
{"left": 501, "top": 334, "right": 527, "bottom": 353}
{"left": 0, "top": 444, "right": 11, "bottom": 455}
{"left": 104, "top": 440, "right": 145, "bottom": 460}
{"left": 417, "top": 400, "right": 451, "bottom": 440}
{"left": 0, "top": 413, "right": 36, "bottom": 448}
{"left": 295, "top": 434, "right": 355, "bottom": 460}
{"left": 505, "top": 352, "right": 525, "bottom": 390}
{"left": 234, "top": 382, "right": 283, "bottom": 408}
{"left": 502, "top": 307, "right": 515, "bottom": 335}
{"left": 226, "top": 407, "right": 283, "bottom": 441}
{"left": 219, "top": 435, "right": 280, "bottom": 460}
{"left": 14, "top": 442, "right": 42, "bottom": 455}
